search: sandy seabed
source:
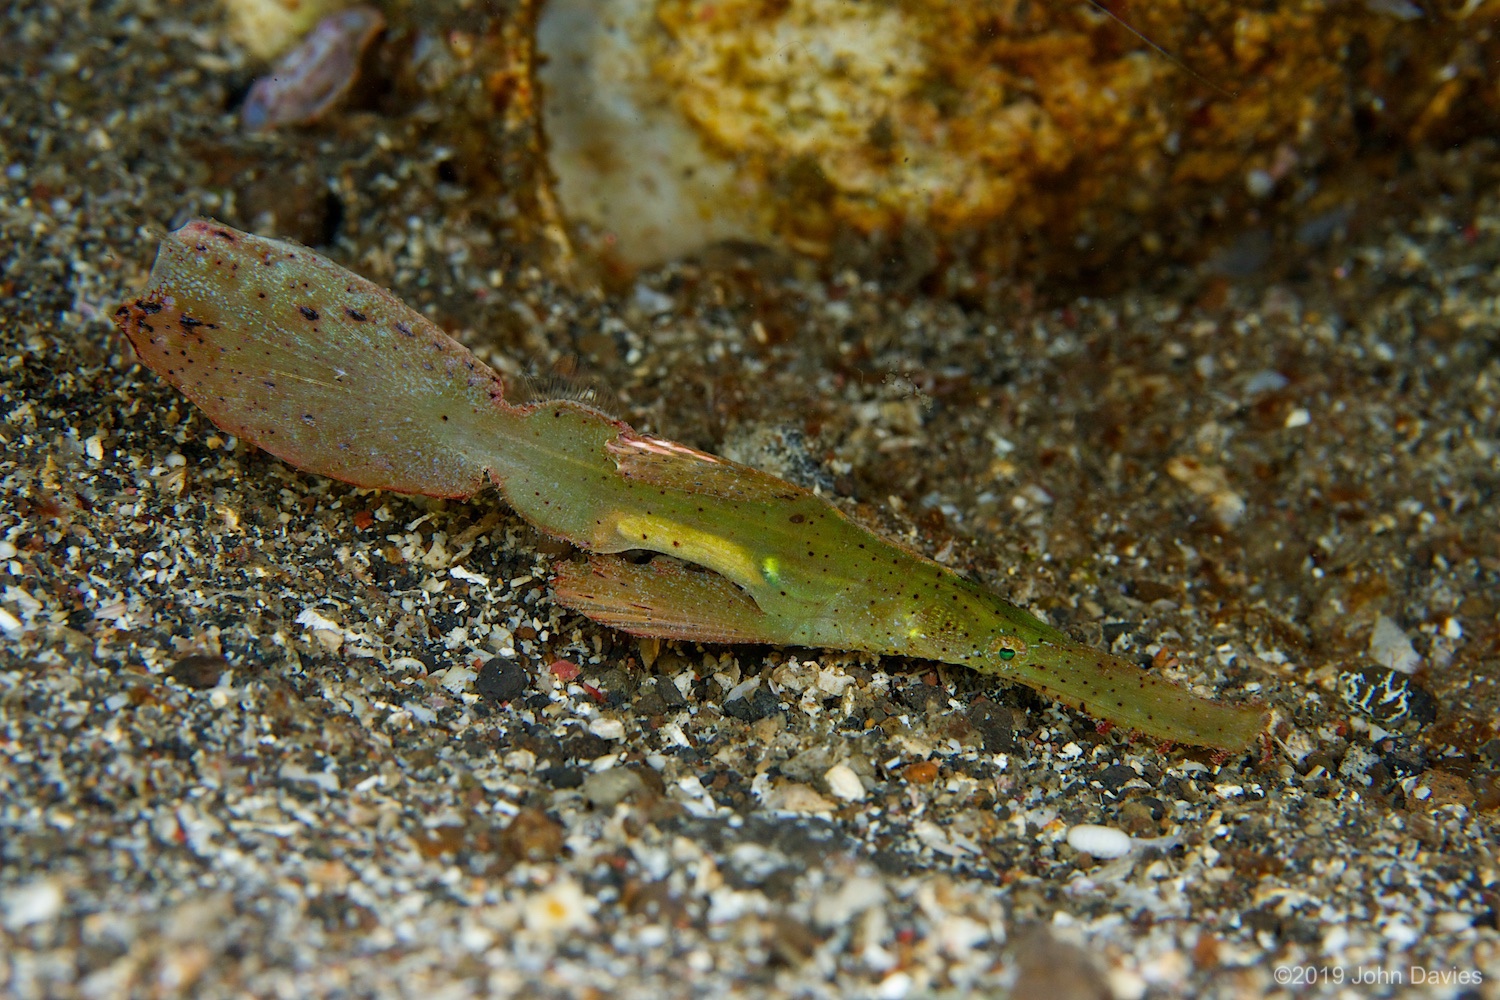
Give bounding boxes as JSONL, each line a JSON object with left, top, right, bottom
{"left": 1, "top": 1, "right": 1497, "bottom": 997}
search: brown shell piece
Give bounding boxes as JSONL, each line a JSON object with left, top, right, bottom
{"left": 241, "top": 5, "right": 386, "bottom": 131}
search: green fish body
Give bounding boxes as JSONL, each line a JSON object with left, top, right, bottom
{"left": 115, "top": 221, "right": 1268, "bottom": 750}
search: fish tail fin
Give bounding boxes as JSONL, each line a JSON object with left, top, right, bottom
{"left": 1003, "top": 641, "right": 1269, "bottom": 751}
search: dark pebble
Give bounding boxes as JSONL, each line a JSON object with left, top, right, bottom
{"left": 476, "top": 658, "right": 529, "bottom": 703}
{"left": 498, "top": 807, "right": 565, "bottom": 865}
{"left": 1093, "top": 763, "right": 1140, "bottom": 792}
{"left": 966, "top": 701, "right": 1018, "bottom": 752}
{"left": 168, "top": 654, "right": 228, "bottom": 689}
{"left": 723, "top": 686, "right": 781, "bottom": 722}
{"left": 561, "top": 733, "right": 613, "bottom": 761}
{"left": 1478, "top": 739, "right": 1500, "bottom": 766}
{"left": 538, "top": 765, "right": 583, "bottom": 789}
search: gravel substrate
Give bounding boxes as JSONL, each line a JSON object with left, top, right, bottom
{"left": 2, "top": 2, "right": 1498, "bottom": 998}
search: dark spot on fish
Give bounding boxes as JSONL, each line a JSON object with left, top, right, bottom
{"left": 179, "top": 314, "right": 207, "bottom": 330}
{"left": 344, "top": 307, "right": 367, "bottom": 322}
{"left": 299, "top": 305, "right": 320, "bottom": 321}
{"left": 213, "top": 228, "right": 237, "bottom": 241}
{"left": 139, "top": 301, "right": 163, "bottom": 314}
{"left": 395, "top": 322, "right": 413, "bottom": 337}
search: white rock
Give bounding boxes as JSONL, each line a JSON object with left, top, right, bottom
{"left": 877, "top": 971, "right": 914, "bottom": 999}
{"left": 914, "top": 820, "right": 978, "bottom": 857}
{"left": 1338, "top": 745, "right": 1380, "bottom": 781}
{"left": 1435, "top": 911, "right": 1474, "bottom": 933}
{"left": 815, "top": 668, "right": 855, "bottom": 697}
{"left": 934, "top": 914, "right": 989, "bottom": 957}
{"left": 295, "top": 607, "right": 340, "bottom": 631}
{"left": 434, "top": 664, "right": 476, "bottom": 694}
{"left": 824, "top": 763, "right": 866, "bottom": 802}
{"left": 523, "top": 878, "right": 595, "bottom": 937}
{"left": 1107, "top": 967, "right": 1149, "bottom": 1000}
{"left": 765, "top": 781, "right": 835, "bottom": 815}
{"left": 1382, "top": 917, "right": 1419, "bottom": 948}
{"left": 1370, "top": 614, "right": 1421, "bottom": 674}
{"left": 1066, "top": 824, "right": 1135, "bottom": 859}
{"left": 448, "top": 565, "right": 490, "bottom": 587}
{"left": 588, "top": 717, "right": 626, "bottom": 741}
{"left": 583, "top": 767, "right": 645, "bottom": 809}
{"left": 503, "top": 748, "right": 537, "bottom": 772}
{"left": 3, "top": 880, "right": 63, "bottom": 930}
{"left": 811, "top": 875, "right": 886, "bottom": 929}
{"left": 280, "top": 761, "right": 340, "bottom": 793}
{"left": 0, "top": 606, "right": 23, "bottom": 637}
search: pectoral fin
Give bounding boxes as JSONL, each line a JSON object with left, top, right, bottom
{"left": 552, "top": 556, "right": 784, "bottom": 644}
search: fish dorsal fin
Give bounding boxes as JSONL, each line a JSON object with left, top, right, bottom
{"left": 607, "top": 433, "right": 813, "bottom": 506}
{"left": 514, "top": 370, "right": 623, "bottom": 416}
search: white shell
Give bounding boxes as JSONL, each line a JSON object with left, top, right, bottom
{"left": 1066, "top": 824, "right": 1136, "bottom": 859}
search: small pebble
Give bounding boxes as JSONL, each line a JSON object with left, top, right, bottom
{"left": 824, "top": 762, "right": 866, "bottom": 802}
{"left": 1369, "top": 613, "right": 1421, "bottom": 674}
{"left": 475, "top": 658, "right": 529, "bottom": 703}
{"left": 1339, "top": 744, "right": 1381, "bottom": 781}
{"left": 582, "top": 767, "right": 645, "bottom": 809}
{"left": 902, "top": 760, "right": 940, "bottom": 784}
{"left": 588, "top": 716, "right": 626, "bottom": 741}
{"left": 766, "top": 781, "right": 836, "bottom": 814}
{"left": 0, "top": 606, "right": 23, "bottom": 636}
{"left": 522, "top": 878, "right": 594, "bottom": 938}
{"left": 168, "top": 653, "right": 228, "bottom": 690}
{"left": 1245, "top": 168, "right": 1275, "bottom": 199}
{"left": 1066, "top": 824, "right": 1136, "bottom": 859}
{"left": 1066, "top": 823, "right": 1179, "bottom": 860}
{"left": 2, "top": 880, "right": 63, "bottom": 930}
{"left": 241, "top": 6, "right": 385, "bottom": 131}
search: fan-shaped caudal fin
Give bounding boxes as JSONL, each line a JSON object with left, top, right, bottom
{"left": 113, "top": 220, "right": 517, "bottom": 498}
{"left": 552, "top": 556, "right": 787, "bottom": 645}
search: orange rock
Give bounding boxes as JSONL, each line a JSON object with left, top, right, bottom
{"left": 902, "top": 760, "right": 940, "bottom": 785}
{"left": 620, "top": 0, "right": 1500, "bottom": 278}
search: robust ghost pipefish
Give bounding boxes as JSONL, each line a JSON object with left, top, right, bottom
{"left": 114, "top": 221, "right": 1269, "bottom": 751}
